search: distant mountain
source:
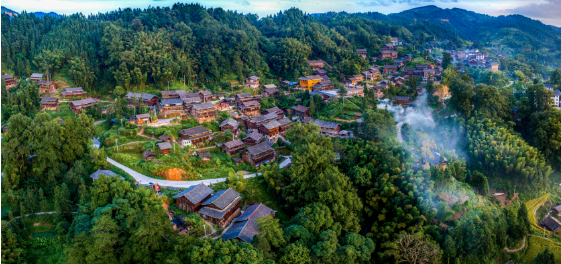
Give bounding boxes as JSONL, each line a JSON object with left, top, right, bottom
{"left": 402, "top": 5, "right": 442, "bottom": 13}
{"left": 551, "top": 25, "right": 561, "bottom": 32}
{"left": 1, "top": 6, "right": 60, "bottom": 18}
{"left": 2, "top": 6, "right": 18, "bottom": 16}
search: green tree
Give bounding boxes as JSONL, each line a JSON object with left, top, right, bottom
{"left": 534, "top": 247, "right": 555, "bottom": 264}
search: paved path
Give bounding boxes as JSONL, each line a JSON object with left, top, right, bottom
{"left": 106, "top": 157, "right": 259, "bottom": 187}
{"left": 505, "top": 237, "right": 526, "bottom": 252}
{"left": 13, "top": 211, "right": 77, "bottom": 219}
{"left": 279, "top": 155, "right": 292, "bottom": 169}
{"left": 94, "top": 120, "right": 105, "bottom": 125}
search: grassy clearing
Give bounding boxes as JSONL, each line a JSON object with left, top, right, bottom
{"left": 525, "top": 194, "right": 552, "bottom": 236}
{"left": 521, "top": 236, "right": 561, "bottom": 263}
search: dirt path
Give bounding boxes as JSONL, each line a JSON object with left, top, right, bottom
{"left": 13, "top": 211, "right": 77, "bottom": 219}
{"left": 200, "top": 219, "right": 217, "bottom": 238}
{"left": 505, "top": 237, "right": 526, "bottom": 252}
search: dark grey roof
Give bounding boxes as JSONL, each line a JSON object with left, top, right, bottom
{"left": 220, "top": 118, "right": 239, "bottom": 127}
{"left": 143, "top": 150, "right": 156, "bottom": 158}
{"left": 245, "top": 133, "right": 263, "bottom": 142}
{"left": 236, "top": 93, "right": 252, "bottom": 99}
{"left": 277, "top": 118, "right": 292, "bottom": 126}
{"left": 248, "top": 76, "right": 260, "bottom": 80}
{"left": 192, "top": 102, "right": 215, "bottom": 110}
{"left": 136, "top": 114, "right": 150, "bottom": 119}
{"left": 552, "top": 205, "right": 561, "bottom": 212}
{"left": 65, "top": 87, "right": 84, "bottom": 92}
{"left": 161, "top": 99, "right": 184, "bottom": 105}
{"left": 38, "top": 80, "right": 55, "bottom": 85}
{"left": 241, "top": 100, "right": 260, "bottom": 107}
{"left": 384, "top": 65, "right": 398, "bottom": 69}
{"left": 70, "top": 98, "right": 97, "bottom": 106}
{"left": 246, "top": 141, "right": 274, "bottom": 155}
{"left": 294, "top": 105, "right": 309, "bottom": 112}
{"left": 543, "top": 216, "right": 561, "bottom": 231}
{"left": 199, "top": 90, "right": 212, "bottom": 96}
{"left": 159, "top": 134, "right": 172, "bottom": 141}
{"left": 310, "top": 119, "right": 340, "bottom": 129}
{"left": 90, "top": 169, "right": 123, "bottom": 180}
{"left": 265, "top": 107, "right": 282, "bottom": 113}
{"left": 198, "top": 195, "right": 242, "bottom": 219}
{"left": 180, "top": 125, "right": 209, "bottom": 136}
{"left": 395, "top": 96, "right": 410, "bottom": 101}
{"left": 427, "top": 151, "right": 447, "bottom": 166}
{"left": 222, "top": 203, "right": 274, "bottom": 243}
{"left": 224, "top": 140, "right": 244, "bottom": 149}
{"left": 30, "top": 73, "right": 43, "bottom": 78}
{"left": 126, "top": 92, "right": 156, "bottom": 100}
{"left": 41, "top": 97, "right": 57, "bottom": 102}
{"left": 182, "top": 95, "right": 202, "bottom": 104}
{"left": 262, "top": 120, "right": 282, "bottom": 130}
{"left": 172, "top": 183, "right": 213, "bottom": 204}
{"left": 201, "top": 188, "right": 240, "bottom": 209}
{"left": 251, "top": 113, "right": 278, "bottom": 123}
{"left": 263, "top": 84, "right": 277, "bottom": 89}
{"left": 263, "top": 89, "right": 278, "bottom": 94}
{"left": 2, "top": 74, "right": 12, "bottom": 79}
{"left": 158, "top": 142, "right": 172, "bottom": 150}
{"left": 544, "top": 84, "right": 554, "bottom": 89}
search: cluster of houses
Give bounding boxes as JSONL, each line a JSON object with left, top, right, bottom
{"left": 545, "top": 84, "right": 561, "bottom": 109}
{"left": 442, "top": 48, "right": 500, "bottom": 72}
{"left": 172, "top": 182, "right": 276, "bottom": 243}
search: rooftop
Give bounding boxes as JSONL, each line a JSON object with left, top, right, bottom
{"left": 202, "top": 188, "right": 241, "bottom": 209}
{"left": 172, "top": 183, "right": 214, "bottom": 204}
{"left": 158, "top": 142, "right": 172, "bottom": 150}
{"left": 224, "top": 140, "right": 245, "bottom": 149}
{"left": 192, "top": 102, "right": 215, "bottom": 110}
{"left": 220, "top": 118, "right": 239, "bottom": 128}
{"left": 161, "top": 99, "right": 184, "bottom": 105}
{"left": 246, "top": 141, "right": 274, "bottom": 155}
{"left": 180, "top": 125, "right": 209, "bottom": 136}
{"left": 221, "top": 203, "right": 274, "bottom": 243}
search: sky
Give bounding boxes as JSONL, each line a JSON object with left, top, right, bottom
{"left": 3, "top": 0, "right": 561, "bottom": 26}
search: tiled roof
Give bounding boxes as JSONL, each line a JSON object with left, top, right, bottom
{"left": 192, "top": 102, "right": 215, "bottom": 110}
{"left": 248, "top": 76, "right": 260, "bottom": 80}
{"left": 543, "top": 216, "right": 561, "bottom": 231}
{"left": 125, "top": 92, "right": 156, "bottom": 100}
{"left": 202, "top": 188, "right": 241, "bottom": 209}
{"left": 245, "top": 133, "right": 263, "bottom": 142}
{"left": 159, "top": 134, "right": 172, "bottom": 141}
{"left": 310, "top": 119, "right": 340, "bottom": 129}
{"left": 172, "top": 183, "right": 213, "bottom": 204}
{"left": 294, "top": 105, "right": 309, "bottom": 112}
{"left": 277, "top": 118, "right": 291, "bottom": 126}
{"left": 251, "top": 113, "right": 278, "bottom": 123}
{"left": 38, "top": 80, "right": 55, "bottom": 85}
{"left": 71, "top": 98, "right": 97, "bottom": 106}
{"left": 2, "top": 74, "right": 12, "bottom": 79}
{"left": 65, "top": 87, "right": 84, "bottom": 92}
{"left": 198, "top": 195, "right": 242, "bottom": 219}
{"left": 224, "top": 140, "right": 244, "bottom": 149}
{"left": 263, "top": 84, "right": 277, "bottom": 89}
{"left": 299, "top": 75, "right": 322, "bottom": 81}
{"left": 222, "top": 203, "right": 274, "bottom": 243}
{"left": 236, "top": 93, "right": 252, "bottom": 99}
{"left": 307, "top": 60, "right": 325, "bottom": 64}
{"left": 90, "top": 169, "right": 123, "bottom": 180}
{"left": 136, "top": 114, "right": 151, "bottom": 119}
{"left": 30, "top": 73, "right": 43, "bottom": 78}
{"left": 142, "top": 150, "right": 155, "bottom": 158}
{"left": 158, "top": 142, "right": 172, "bottom": 150}
{"left": 241, "top": 100, "right": 260, "bottom": 107}
{"left": 246, "top": 141, "right": 274, "bottom": 155}
{"left": 161, "top": 99, "right": 184, "bottom": 105}
{"left": 41, "top": 97, "right": 57, "bottom": 102}
{"left": 265, "top": 107, "right": 282, "bottom": 113}
{"left": 262, "top": 120, "right": 281, "bottom": 130}
{"left": 199, "top": 90, "right": 212, "bottom": 96}
{"left": 220, "top": 118, "right": 239, "bottom": 127}
{"left": 395, "top": 96, "right": 410, "bottom": 101}
{"left": 180, "top": 125, "right": 209, "bottom": 136}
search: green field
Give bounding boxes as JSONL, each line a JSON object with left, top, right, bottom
{"left": 525, "top": 194, "right": 552, "bottom": 236}
{"left": 522, "top": 236, "right": 561, "bottom": 263}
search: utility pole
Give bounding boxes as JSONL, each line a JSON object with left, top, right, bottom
{"left": 168, "top": 80, "right": 170, "bottom": 91}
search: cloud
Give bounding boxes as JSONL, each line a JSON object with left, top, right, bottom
{"left": 506, "top": 0, "right": 561, "bottom": 19}
{"left": 236, "top": 0, "right": 251, "bottom": 5}
{"left": 357, "top": 0, "right": 437, "bottom": 7}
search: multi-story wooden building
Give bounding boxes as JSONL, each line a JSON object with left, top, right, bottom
{"left": 199, "top": 90, "right": 212, "bottom": 103}
{"left": 222, "top": 140, "right": 245, "bottom": 156}
{"left": 38, "top": 81, "right": 56, "bottom": 93}
{"left": 181, "top": 94, "right": 202, "bottom": 111}
{"left": 125, "top": 92, "right": 158, "bottom": 106}
{"left": 161, "top": 90, "right": 187, "bottom": 100}
{"left": 247, "top": 113, "right": 278, "bottom": 130}
{"left": 383, "top": 65, "right": 398, "bottom": 74}
{"left": 261, "top": 87, "right": 279, "bottom": 98}
{"left": 263, "top": 107, "right": 284, "bottom": 119}
{"left": 299, "top": 75, "right": 323, "bottom": 91}
{"left": 277, "top": 118, "right": 292, "bottom": 134}
{"left": 303, "top": 118, "right": 341, "bottom": 137}
{"left": 394, "top": 96, "right": 410, "bottom": 106}
{"left": 381, "top": 44, "right": 393, "bottom": 51}
{"left": 198, "top": 188, "right": 242, "bottom": 228}
{"left": 239, "top": 100, "right": 261, "bottom": 117}
{"left": 191, "top": 102, "right": 217, "bottom": 123}
{"left": 487, "top": 61, "right": 499, "bottom": 72}
{"left": 314, "top": 68, "right": 327, "bottom": 76}
{"left": 173, "top": 183, "right": 214, "bottom": 213}
{"left": 220, "top": 118, "right": 239, "bottom": 134}
{"left": 243, "top": 132, "right": 263, "bottom": 146}
{"left": 235, "top": 93, "right": 254, "bottom": 107}
{"left": 243, "top": 141, "right": 276, "bottom": 168}
{"left": 356, "top": 49, "right": 367, "bottom": 59}
{"left": 133, "top": 113, "right": 151, "bottom": 125}
{"left": 179, "top": 126, "right": 213, "bottom": 147}
{"left": 3, "top": 74, "right": 15, "bottom": 89}
{"left": 222, "top": 203, "right": 275, "bottom": 243}
{"left": 161, "top": 99, "right": 184, "bottom": 112}
{"left": 307, "top": 60, "right": 325, "bottom": 69}
{"left": 29, "top": 73, "right": 43, "bottom": 83}
{"left": 69, "top": 98, "right": 97, "bottom": 114}
{"left": 158, "top": 142, "right": 172, "bottom": 155}
{"left": 40, "top": 97, "right": 59, "bottom": 110}
{"left": 62, "top": 87, "right": 87, "bottom": 98}
{"left": 346, "top": 87, "right": 364, "bottom": 97}
{"left": 246, "top": 76, "right": 260, "bottom": 89}
{"left": 294, "top": 105, "right": 310, "bottom": 119}
{"left": 312, "top": 80, "right": 334, "bottom": 91}
{"left": 258, "top": 120, "right": 281, "bottom": 142}
{"left": 379, "top": 50, "right": 398, "bottom": 60}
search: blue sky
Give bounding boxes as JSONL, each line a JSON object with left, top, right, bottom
{"left": 4, "top": 0, "right": 561, "bottom": 26}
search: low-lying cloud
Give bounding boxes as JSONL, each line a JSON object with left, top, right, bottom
{"left": 506, "top": 0, "right": 561, "bottom": 19}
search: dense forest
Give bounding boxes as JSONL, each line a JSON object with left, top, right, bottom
{"left": 2, "top": 3, "right": 561, "bottom": 264}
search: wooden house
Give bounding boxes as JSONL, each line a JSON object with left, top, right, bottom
{"left": 346, "top": 87, "right": 364, "bottom": 97}
{"left": 379, "top": 50, "right": 398, "bottom": 60}
{"left": 69, "top": 98, "right": 97, "bottom": 114}
{"left": 314, "top": 68, "right": 327, "bottom": 76}
{"left": 236, "top": 115, "right": 250, "bottom": 128}
{"left": 235, "top": 93, "right": 254, "bottom": 107}
{"left": 298, "top": 75, "right": 323, "bottom": 91}
{"left": 356, "top": 49, "right": 367, "bottom": 59}
{"left": 222, "top": 203, "right": 275, "bottom": 243}
{"left": 173, "top": 183, "right": 214, "bottom": 213}
{"left": 158, "top": 142, "right": 172, "bottom": 155}
{"left": 143, "top": 150, "right": 156, "bottom": 161}
{"left": 181, "top": 94, "right": 202, "bottom": 111}
{"left": 125, "top": 92, "right": 158, "bottom": 106}
{"left": 220, "top": 118, "right": 239, "bottom": 134}
{"left": 222, "top": 140, "right": 245, "bottom": 156}
{"left": 261, "top": 87, "right": 279, "bottom": 98}
{"left": 1, "top": 123, "right": 8, "bottom": 134}
{"left": 416, "top": 64, "right": 429, "bottom": 70}
{"left": 3, "top": 74, "right": 15, "bottom": 88}
{"left": 427, "top": 151, "right": 448, "bottom": 169}
{"left": 191, "top": 102, "right": 217, "bottom": 123}
{"left": 373, "top": 87, "right": 385, "bottom": 99}
{"left": 383, "top": 65, "right": 398, "bottom": 74}
{"left": 199, "top": 90, "right": 212, "bottom": 103}
{"left": 293, "top": 105, "right": 310, "bottom": 119}
{"left": 361, "top": 71, "right": 376, "bottom": 81}
{"left": 179, "top": 126, "right": 213, "bottom": 147}
{"left": 542, "top": 216, "right": 561, "bottom": 233}
{"left": 38, "top": 81, "right": 56, "bottom": 93}
{"left": 161, "top": 90, "right": 187, "bottom": 100}
{"left": 394, "top": 96, "right": 410, "bottom": 106}
{"left": 263, "top": 107, "right": 284, "bottom": 119}
{"left": 259, "top": 120, "right": 281, "bottom": 141}
{"left": 134, "top": 114, "right": 151, "bottom": 125}
{"left": 240, "top": 100, "right": 261, "bottom": 117}
{"left": 242, "top": 141, "right": 276, "bottom": 168}
{"left": 246, "top": 76, "right": 260, "bottom": 89}
{"left": 62, "top": 87, "right": 87, "bottom": 98}
{"left": 161, "top": 99, "right": 184, "bottom": 112}
{"left": 277, "top": 118, "right": 292, "bottom": 134}
{"left": 307, "top": 60, "right": 325, "bottom": 69}
{"left": 159, "top": 134, "right": 173, "bottom": 142}
{"left": 243, "top": 133, "right": 263, "bottom": 146}
{"left": 381, "top": 44, "right": 393, "bottom": 51}
{"left": 247, "top": 113, "right": 278, "bottom": 130}
{"left": 304, "top": 118, "right": 341, "bottom": 136}
{"left": 487, "top": 61, "right": 499, "bottom": 72}
{"left": 312, "top": 80, "right": 334, "bottom": 91}
{"left": 29, "top": 73, "right": 43, "bottom": 83}
{"left": 40, "top": 97, "right": 59, "bottom": 110}
{"left": 198, "top": 188, "right": 242, "bottom": 228}
{"left": 347, "top": 77, "right": 361, "bottom": 86}
{"left": 552, "top": 205, "right": 561, "bottom": 217}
